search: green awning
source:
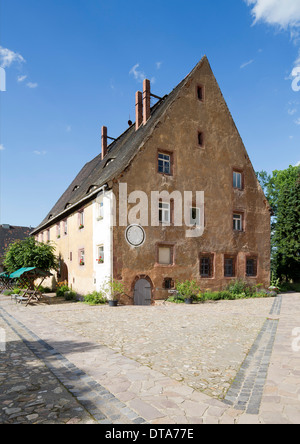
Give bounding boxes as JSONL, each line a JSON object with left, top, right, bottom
{"left": 9, "top": 267, "right": 52, "bottom": 279}
{"left": 0, "top": 272, "right": 9, "bottom": 278}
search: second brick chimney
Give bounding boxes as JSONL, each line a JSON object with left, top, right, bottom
{"left": 135, "top": 91, "right": 143, "bottom": 130}
{"left": 143, "top": 79, "right": 151, "bottom": 125}
{"left": 101, "top": 126, "right": 107, "bottom": 160}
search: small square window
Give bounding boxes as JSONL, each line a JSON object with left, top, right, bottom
{"left": 164, "top": 278, "right": 174, "bottom": 289}
{"left": 158, "top": 153, "right": 172, "bottom": 175}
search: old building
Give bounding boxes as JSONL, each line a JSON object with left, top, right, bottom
{"left": 0, "top": 224, "right": 33, "bottom": 272}
{"left": 31, "top": 57, "right": 271, "bottom": 304}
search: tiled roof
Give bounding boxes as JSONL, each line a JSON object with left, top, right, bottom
{"left": 0, "top": 225, "right": 33, "bottom": 260}
{"left": 32, "top": 57, "right": 207, "bottom": 234}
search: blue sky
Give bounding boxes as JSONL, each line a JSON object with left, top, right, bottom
{"left": 0, "top": 0, "right": 300, "bottom": 227}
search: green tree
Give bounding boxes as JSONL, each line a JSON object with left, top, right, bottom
{"left": 257, "top": 165, "right": 300, "bottom": 282}
{"left": 3, "top": 236, "right": 59, "bottom": 274}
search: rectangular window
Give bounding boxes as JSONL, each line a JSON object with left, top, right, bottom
{"left": 200, "top": 254, "right": 214, "bottom": 278}
{"left": 78, "top": 210, "right": 84, "bottom": 229}
{"left": 56, "top": 223, "right": 61, "bottom": 238}
{"left": 47, "top": 230, "right": 50, "bottom": 242}
{"left": 233, "top": 213, "right": 243, "bottom": 231}
{"left": 164, "top": 278, "right": 174, "bottom": 289}
{"left": 198, "top": 132, "right": 204, "bottom": 147}
{"left": 97, "top": 201, "right": 104, "bottom": 220}
{"left": 246, "top": 258, "right": 257, "bottom": 277}
{"left": 190, "top": 207, "right": 201, "bottom": 226}
{"left": 233, "top": 171, "right": 242, "bottom": 189}
{"left": 224, "top": 256, "right": 236, "bottom": 277}
{"left": 197, "top": 86, "right": 204, "bottom": 101}
{"left": 97, "top": 245, "right": 104, "bottom": 264}
{"left": 64, "top": 219, "right": 68, "bottom": 235}
{"left": 159, "top": 202, "right": 171, "bottom": 224}
{"left": 79, "top": 249, "right": 85, "bottom": 266}
{"left": 158, "top": 153, "right": 171, "bottom": 175}
{"left": 158, "top": 246, "right": 173, "bottom": 265}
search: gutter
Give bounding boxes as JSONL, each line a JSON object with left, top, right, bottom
{"left": 31, "top": 184, "right": 108, "bottom": 236}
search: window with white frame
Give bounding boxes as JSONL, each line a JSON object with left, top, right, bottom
{"left": 64, "top": 219, "right": 68, "bottom": 235}
{"left": 233, "top": 213, "right": 243, "bottom": 231}
{"left": 97, "top": 245, "right": 104, "bottom": 264}
{"left": 97, "top": 201, "right": 104, "bottom": 220}
{"left": 79, "top": 249, "right": 85, "bottom": 266}
{"left": 56, "top": 223, "right": 61, "bottom": 238}
{"left": 78, "top": 210, "right": 84, "bottom": 229}
{"left": 159, "top": 202, "right": 171, "bottom": 224}
{"left": 158, "top": 153, "right": 171, "bottom": 175}
{"left": 233, "top": 171, "right": 243, "bottom": 189}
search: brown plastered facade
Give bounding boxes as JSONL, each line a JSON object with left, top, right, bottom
{"left": 112, "top": 58, "right": 271, "bottom": 304}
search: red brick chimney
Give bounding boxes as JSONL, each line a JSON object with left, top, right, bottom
{"left": 135, "top": 91, "right": 143, "bottom": 130}
{"left": 101, "top": 126, "right": 107, "bottom": 160}
{"left": 143, "top": 79, "right": 151, "bottom": 125}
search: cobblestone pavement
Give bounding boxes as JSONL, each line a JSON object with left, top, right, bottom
{"left": 1, "top": 293, "right": 300, "bottom": 424}
{"left": 0, "top": 313, "right": 97, "bottom": 424}
{"left": 35, "top": 297, "right": 274, "bottom": 399}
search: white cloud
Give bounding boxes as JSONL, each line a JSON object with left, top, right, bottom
{"left": 245, "top": 0, "right": 300, "bottom": 29}
{"left": 27, "top": 82, "right": 38, "bottom": 89}
{"left": 288, "top": 108, "right": 297, "bottom": 115}
{"left": 0, "top": 144, "right": 5, "bottom": 151}
{"left": 156, "top": 61, "right": 162, "bottom": 70}
{"left": 33, "top": 150, "right": 46, "bottom": 155}
{"left": 0, "top": 46, "right": 25, "bottom": 68}
{"left": 240, "top": 59, "right": 254, "bottom": 69}
{"left": 294, "top": 117, "right": 300, "bottom": 124}
{"left": 17, "top": 75, "right": 27, "bottom": 83}
{"left": 295, "top": 160, "right": 300, "bottom": 166}
{"left": 129, "top": 63, "right": 146, "bottom": 83}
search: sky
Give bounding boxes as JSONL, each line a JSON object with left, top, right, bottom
{"left": 0, "top": 0, "right": 300, "bottom": 227}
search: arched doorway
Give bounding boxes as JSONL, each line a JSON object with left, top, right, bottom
{"left": 133, "top": 277, "right": 152, "bottom": 306}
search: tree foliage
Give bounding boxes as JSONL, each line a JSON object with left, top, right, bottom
{"left": 257, "top": 165, "right": 300, "bottom": 282}
{"left": 3, "top": 236, "right": 59, "bottom": 274}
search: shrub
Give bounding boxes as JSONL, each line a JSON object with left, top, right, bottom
{"left": 64, "top": 290, "right": 77, "bottom": 301}
{"left": 83, "top": 291, "right": 107, "bottom": 305}
{"left": 226, "top": 279, "right": 256, "bottom": 297}
{"left": 175, "top": 280, "right": 201, "bottom": 301}
{"left": 56, "top": 285, "right": 70, "bottom": 297}
{"left": 166, "top": 295, "right": 185, "bottom": 304}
